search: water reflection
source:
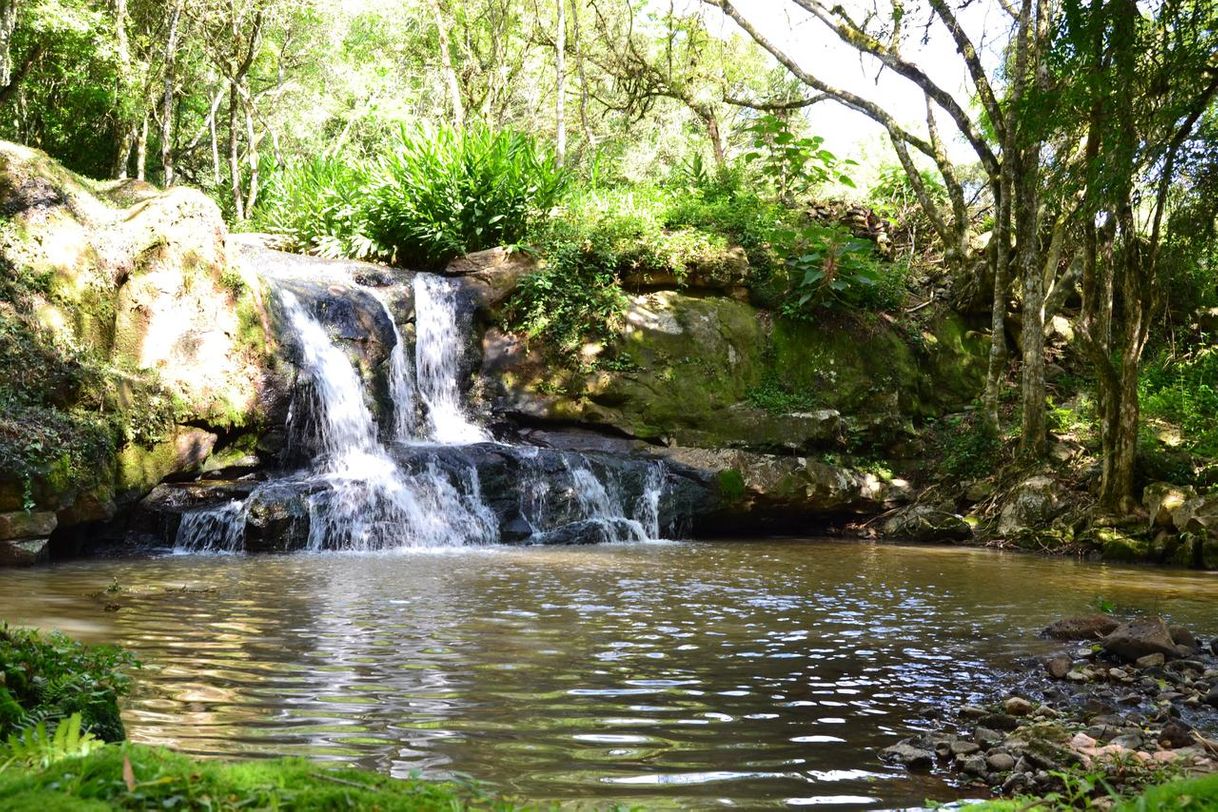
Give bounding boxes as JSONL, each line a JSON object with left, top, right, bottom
{"left": 1, "top": 540, "right": 1215, "bottom": 809}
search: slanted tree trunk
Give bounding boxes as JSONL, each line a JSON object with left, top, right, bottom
{"left": 228, "top": 77, "right": 243, "bottom": 220}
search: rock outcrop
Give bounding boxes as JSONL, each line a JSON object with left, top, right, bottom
{"left": 0, "top": 142, "right": 282, "bottom": 554}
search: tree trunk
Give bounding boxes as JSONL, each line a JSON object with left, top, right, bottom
{"left": 428, "top": 0, "right": 465, "bottom": 128}
{"left": 161, "top": 1, "right": 182, "bottom": 186}
{"left": 701, "top": 107, "right": 726, "bottom": 169}
{"left": 229, "top": 78, "right": 244, "bottom": 221}
{"left": 244, "top": 97, "right": 259, "bottom": 216}
{"left": 0, "top": 0, "right": 17, "bottom": 91}
{"left": 983, "top": 176, "right": 1010, "bottom": 433}
{"left": 136, "top": 112, "right": 148, "bottom": 181}
{"left": 555, "top": 0, "right": 566, "bottom": 166}
{"left": 1016, "top": 151, "right": 1046, "bottom": 460}
{"left": 112, "top": 0, "right": 132, "bottom": 178}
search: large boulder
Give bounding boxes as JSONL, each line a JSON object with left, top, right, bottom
{"left": 997, "top": 475, "right": 1065, "bottom": 538}
{"left": 882, "top": 504, "right": 972, "bottom": 543}
{"left": 0, "top": 142, "right": 279, "bottom": 549}
{"left": 444, "top": 247, "right": 538, "bottom": 308}
{"left": 1143, "top": 482, "right": 1196, "bottom": 529}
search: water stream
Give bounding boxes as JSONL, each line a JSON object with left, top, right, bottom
{"left": 8, "top": 541, "right": 1217, "bottom": 809}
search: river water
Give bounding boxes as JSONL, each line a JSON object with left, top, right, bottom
{"left": 2, "top": 540, "right": 1215, "bottom": 809}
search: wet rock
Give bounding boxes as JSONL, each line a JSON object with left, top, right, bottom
{"left": 1045, "top": 653, "right": 1073, "bottom": 679}
{"left": 950, "top": 740, "right": 981, "bottom": 756}
{"left": 0, "top": 511, "right": 57, "bottom": 540}
{"left": 1110, "top": 733, "right": 1144, "bottom": 750}
{"left": 881, "top": 504, "right": 972, "bottom": 543}
{"left": 1170, "top": 625, "right": 1199, "bottom": 651}
{"left": 975, "top": 727, "right": 1003, "bottom": 748}
{"left": 444, "top": 247, "right": 538, "bottom": 308}
{"left": 1204, "top": 688, "right": 1218, "bottom": 708}
{"left": 987, "top": 752, "right": 1016, "bottom": 772}
{"left": 961, "top": 755, "right": 988, "bottom": 776}
{"left": 1102, "top": 617, "right": 1179, "bottom": 663}
{"left": 1159, "top": 720, "right": 1195, "bottom": 749}
{"left": 980, "top": 713, "right": 1021, "bottom": 731}
{"left": 1042, "top": 615, "right": 1120, "bottom": 641}
{"left": 0, "top": 538, "right": 49, "bottom": 566}
{"left": 881, "top": 741, "right": 934, "bottom": 769}
{"left": 1004, "top": 697, "right": 1035, "bottom": 716}
{"left": 958, "top": 705, "right": 987, "bottom": 719}
{"left": 1136, "top": 653, "right": 1167, "bottom": 668}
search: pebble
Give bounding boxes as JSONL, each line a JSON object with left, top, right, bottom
{"left": 1067, "top": 669, "right": 1089, "bottom": 682}
{"left": 975, "top": 726, "right": 1003, "bottom": 747}
{"left": 1137, "top": 652, "right": 1167, "bottom": 668}
{"left": 1204, "top": 688, "right": 1218, "bottom": 708}
{"left": 1108, "top": 668, "right": 1130, "bottom": 681}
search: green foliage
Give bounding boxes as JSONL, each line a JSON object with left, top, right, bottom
{"left": 258, "top": 126, "right": 568, "bottom": 270}
{"left": 366, "top": 125, "right": 569, "bottom": 268}
{"left": 2, "top": 714, "right": 103, "bottom": 771}
{"left": 0, "top": 626, "right": 138, "bottom": 744}
{"left": 938, "top": 411, "right": 1001, "bottom": 480}
{"left": 255, "top": 157, "right": 381, "bottom": 261}
{"left": 741, "top": 114, "right": 856, "bottom": 203}
{"left": 504, "top": 218, "right": 630, "bottom": 362}
{"left": 1140, "top": 341, "right": 1218, "bottom": 457}
{"left": 746, "top": 374, "right": 816, "bottom": 415}
{"left": 0, "top": 742, "right": 520, "bottom": 811}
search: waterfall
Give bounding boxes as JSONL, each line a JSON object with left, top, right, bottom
{"left": 413, "top": 275, "right": 488, "bottom": 444}
{"left": 380, "top": 296, "right": 420, "bottom": 443}
{"left": 174, "top": 502, "right": 244, "bottom": 553}
{"left": 172, "top": 258, "right": 671, "bottom": 553}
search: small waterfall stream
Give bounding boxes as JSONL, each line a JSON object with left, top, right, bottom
{"left": 173, "top": 265, "right": 670, "bottom": 553}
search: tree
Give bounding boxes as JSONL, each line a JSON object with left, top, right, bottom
{"left": 1057, "top": 0, "right": 1218, "bottom": 510}
{"left": 700, "top": 0, "right": 1063, "bottom": 457}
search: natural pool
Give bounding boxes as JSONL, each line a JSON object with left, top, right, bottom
{"left": 2, "top": 540, "right": 1215, "bottom": 809}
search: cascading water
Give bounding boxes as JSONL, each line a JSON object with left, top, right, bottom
{"left": 413, "top": 275, "right": 488, "bottom": 445}
{"left": 173, "top": 257, "right": 672, "bottom": 553}
{"left": 174, "top": 502, "right": 245, "bottom": 553}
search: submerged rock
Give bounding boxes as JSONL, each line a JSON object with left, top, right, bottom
{"left": 1041, "top": 615, "right": 1120, "bottom": 641}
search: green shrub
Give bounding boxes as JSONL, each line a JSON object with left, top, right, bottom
{"left": 0, "top": 626, "right": 138, "bottom": 743}
{"left": 939, "top": 411, "right": 1001, "bottom": 480}
{"left": 255, "top": 157, "right": 381, "bottom": 260}
{"left": 366, "top": 124, "right": 568, "bottom": 268}
{"left": 1140, "top": 342, "right": 1218, "bottom": 458}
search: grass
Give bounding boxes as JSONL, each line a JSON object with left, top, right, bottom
{"left": 0, "top": 742, "right": 521, "bottom": 811}
{"left": 964, "top": 772, "right": 1218, "bottom": 810}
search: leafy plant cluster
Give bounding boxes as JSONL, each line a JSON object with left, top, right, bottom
{"left": 257, "top": 125, "right": 568, "bottom": 269}
{"left": 0, "top": 626, "right": 138, "bottom": 744}
{"left": 1140, "top": 340, "right": 1218, "bottom": 457}
{"left": 937, "top": 411, "right": 1002, "bottom": 480}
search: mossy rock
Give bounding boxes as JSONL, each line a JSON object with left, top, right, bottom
{"left": 1097, "top": 528, "right": 1152, "bottom": 563}
{"left": 485, "top": 291, "right": 987, "bottom": 453}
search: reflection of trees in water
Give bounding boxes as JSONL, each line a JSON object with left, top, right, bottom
{"left": 3, "top": 544, "right": 1218, "bottom": 807}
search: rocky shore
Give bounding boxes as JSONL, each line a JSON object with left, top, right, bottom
{"left": 882, "top": 615, "right": 1218, "bottom": 801}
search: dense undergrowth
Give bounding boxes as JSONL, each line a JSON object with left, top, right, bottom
{"left": 257, "top": 118, "right": 913, "bottom": 369}
{"left": 0, "top": 626, "right": 136, "bottom": 743}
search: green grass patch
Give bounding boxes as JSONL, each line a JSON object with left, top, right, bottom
{"left": 0, "top": 742, "right": 520, "bottom": 811}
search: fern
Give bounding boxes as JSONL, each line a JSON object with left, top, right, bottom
{"left": 1, "top": 712, "right": 103, "bottom": 771}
